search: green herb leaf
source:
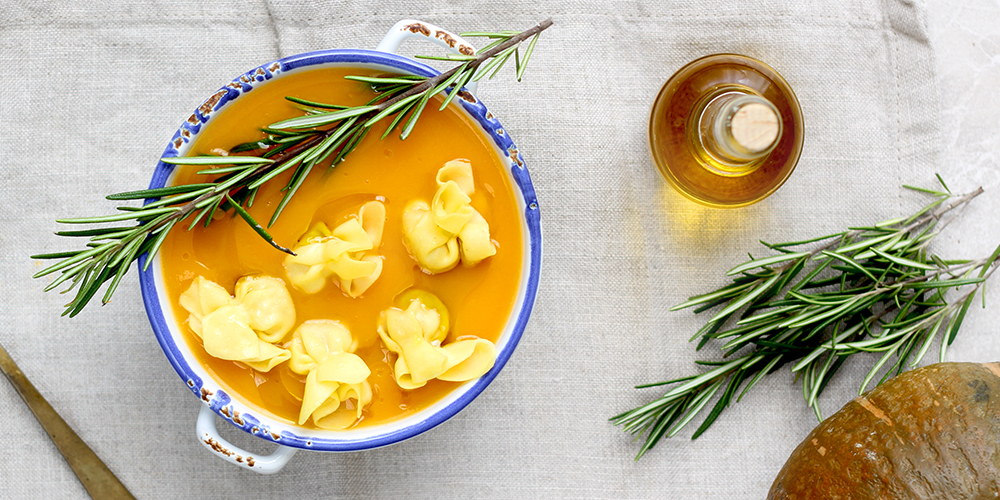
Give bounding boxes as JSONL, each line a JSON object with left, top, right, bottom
{"left": 613, "top": 183, "right": 996, "bottom": 458}
{"left": 33, "top": 19, "right": 554, "bottom": 318}
{"left": 160, "top": 156, "right": 273, "bottom": 165}
{"left": 726, "top": 252, "right": 808, "bottom": 276}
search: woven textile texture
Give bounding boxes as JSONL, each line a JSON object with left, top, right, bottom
{"left": 3, "top": 0, "right": 997, "bottom": 498}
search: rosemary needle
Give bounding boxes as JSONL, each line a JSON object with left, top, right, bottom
{"left": 33, "top": 19, "right": 553, "bottom": 317}
{"left": 612, "top": 181, "right": 1000, "bottom": 459}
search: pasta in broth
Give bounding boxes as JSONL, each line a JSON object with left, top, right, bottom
{"left": 158, "top": 67, "right": 523, "bottom": 429}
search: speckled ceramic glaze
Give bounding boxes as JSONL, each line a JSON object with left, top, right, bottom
{"left": 138, "top": 25, "right": 541, "bottom": 471}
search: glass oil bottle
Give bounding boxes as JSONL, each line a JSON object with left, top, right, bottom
{"left": 649, "top": 54, "right": 804, "bottom": 208}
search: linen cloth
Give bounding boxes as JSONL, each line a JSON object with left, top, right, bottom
{"left": 1, "top": 0, "right": 998, "bottom": 498}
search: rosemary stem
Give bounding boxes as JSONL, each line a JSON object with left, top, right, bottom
{"left": 35, "top": 19, "right": 554, "bottom": 317}
{"left": 615, "top": 184, "right": 998, "bottom": 458}
{"left": 373, "top": 18, "right": 553, "bottom": 112}
{"left": 773, "top": 187, "right": 985, "bottom": 275}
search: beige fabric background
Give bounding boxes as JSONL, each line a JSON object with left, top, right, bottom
{"left": 2, "top": 0, "right": 998, "bottom": 498}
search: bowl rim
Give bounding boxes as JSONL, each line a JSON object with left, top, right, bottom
{"left": 138, "top": 48, "right": 542, "bottom": 452}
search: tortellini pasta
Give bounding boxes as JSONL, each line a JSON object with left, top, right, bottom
{"left": 288, "top": 320, "right": 372, "bottom": 430}
{"left": 377, "top": 290, "right": 496, "bottom": 390}
{"left": 179, "top": 275, "right": 295, "bottom": 372}
{"left": 284, "top": 201, "right": 386, "bottom": 297}
{"left": 402, "top": 159, "right": 496, "bottom": 274}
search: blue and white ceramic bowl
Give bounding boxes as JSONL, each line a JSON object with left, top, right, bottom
{"left": 138, "top": 20, "right": 541, "bottom": 474}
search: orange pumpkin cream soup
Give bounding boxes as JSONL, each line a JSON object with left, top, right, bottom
{"left": 159, "top": 67, "right": 523, "bottom": 430}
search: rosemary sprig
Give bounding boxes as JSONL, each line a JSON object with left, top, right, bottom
{"left": 33, "top": 19, "right": 553, "bottom": 317}
{"left": 612, "top": 181, "right": 1000, "bottom": 459}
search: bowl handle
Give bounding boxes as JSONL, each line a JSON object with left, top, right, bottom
{"left": 196, "top": 405, "right": 297, "bottom": 474}
{"left": 375, "top": 19, "right": 479, "bottom": 94}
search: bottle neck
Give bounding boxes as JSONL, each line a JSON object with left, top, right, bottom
{"left": 694, "top": 91, "right": 782, "bottom": 175}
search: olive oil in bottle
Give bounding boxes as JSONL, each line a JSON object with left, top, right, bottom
{"left": 649, "top": 54, "right": 804, "bottom": 208}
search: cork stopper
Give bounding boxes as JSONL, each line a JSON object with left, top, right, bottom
{"left": 731, "top": 102, "right": 780, "bottom": 153}
{"left": 698, "top": 92, "right": 784, "bottom": 171}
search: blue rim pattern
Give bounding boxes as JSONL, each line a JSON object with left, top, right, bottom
{"left": 138, "top": 49, "right": 541, "bottom": 452}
